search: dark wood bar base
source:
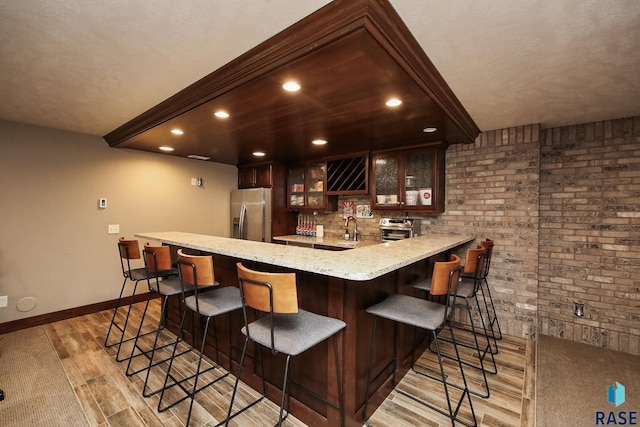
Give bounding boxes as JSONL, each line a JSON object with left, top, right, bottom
{"left": 162, "top": 248, "right": 450, "bottom": 427}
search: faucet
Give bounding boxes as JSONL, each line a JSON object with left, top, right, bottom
{"left": 345, "top": 216, "right": 358, "bottom": 241}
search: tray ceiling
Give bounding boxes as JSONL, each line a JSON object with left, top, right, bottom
{"left": 1, "top": 0, "right": 639, "bottom": 163}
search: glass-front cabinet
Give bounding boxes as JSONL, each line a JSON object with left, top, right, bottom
{"left": 288, "top": 163, "right": 338, "bottom": 211}
{"left": 371, "top": 143, "right": 445, "bottom": 213}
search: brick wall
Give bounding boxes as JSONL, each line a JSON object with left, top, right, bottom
{"left": 314, "top": 116, "right": 640, "bottom": 355}
{"left": 435, "top": 125, "right": 541, "bottom": 340}
{"left": 538, "top": 117, "right": 640, "bottom": 355}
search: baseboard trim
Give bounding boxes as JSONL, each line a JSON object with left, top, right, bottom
{"left": 0, "top": 292, "right": 158, "bottom": 335}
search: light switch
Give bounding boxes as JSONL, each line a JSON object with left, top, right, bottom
{"left": 98, "top": 198, "right": 107, "bottom": 209}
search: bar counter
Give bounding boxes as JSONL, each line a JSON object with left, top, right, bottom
{"left": 135, "top": 231, "right": 475, "bottom": 426}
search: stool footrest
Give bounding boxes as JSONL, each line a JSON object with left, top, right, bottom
{"left": 158, "top": 369, "right": 229, "bottom": 413}
{"left": 396, "top": 386, "right": 475, "bottom": 427}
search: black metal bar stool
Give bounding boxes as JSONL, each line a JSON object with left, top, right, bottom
{"left": 415, "top": 247, "right": 496, "bottom": 398}
{"left": 364, "top": 254, "right": 476, "bottom": 427}
{"left": 226, "top": 262, "right": 346, "bottom": 427}
{"left": 158, "top": 249, "right": 243, "bottom": 427}
{"left": 477, "top": 239, "right": 502, "bottom": 343}
{"left": 459, "top": 241, "right": 500, "bottom": 355}
{"left": 124, "top": 244, "right": 194, "bottom": 397}
{"left": 105, "top": 238, "right": 177, "bottom": 362}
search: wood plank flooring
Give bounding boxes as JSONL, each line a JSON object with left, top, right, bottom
{"left": 42, "top": 299, "right": 534, "bottom": 427}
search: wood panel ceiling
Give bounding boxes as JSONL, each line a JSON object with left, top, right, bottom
{"left": 103, "top": 0, "right": 479, "bottom": 165}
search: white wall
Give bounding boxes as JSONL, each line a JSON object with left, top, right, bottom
{"left": 0, "top": 120, "right": 237, "bottom": 322}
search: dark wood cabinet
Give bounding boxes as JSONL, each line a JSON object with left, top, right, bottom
{"left": 288, "top": 163, "right": 338, "bottom": 211}
{"left": 371, "top": 142, "right": 446, "bottom": 213}
{"left": 326, "top": 154, "right": 368, "bottom": 195}
{"left": 238, "top": 162, "right": 296, "bottom": 236}
{"left": 238, "top": 163, "right": 273, "bottom": 188}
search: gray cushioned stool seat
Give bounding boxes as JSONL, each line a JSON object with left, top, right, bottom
{"left": 366, "top": 294, "right": 446, "bottom": 331}
{"left": 185, "top": 285, "right": 242, "bottom": 317}
{"left": 454, "top": 279, "right": 475, "bottom": 298}
{"left": 241, "top": 309, "right": 346, "bottom": 356}
{"left": 413, "top": 275, "right": 433, "bottom": 293}
{"left": 149, "top": 276, "right": 196, "bottom": 296}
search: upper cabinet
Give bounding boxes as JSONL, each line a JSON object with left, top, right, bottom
{"left": 326, "top": 154, "right": 368, "bottom": 195}
{"left": 288, "top": 163, "right": 338, "bottom": 211}
{"left": 371, "top": 143, "right": 446, "bottom": 213}
{"left": 238, "top": 163, "right": 273, "bottom": 188}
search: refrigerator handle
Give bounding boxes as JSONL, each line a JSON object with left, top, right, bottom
{"left": 239, "top": 203, "right": 247, "bottom": 239}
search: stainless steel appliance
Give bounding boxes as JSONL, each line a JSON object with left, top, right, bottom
{"left": 379, "top": 217, "right": 421, "bottom": 242}
{"left": 231, "top": 188, "right": 272, "bottom": 242}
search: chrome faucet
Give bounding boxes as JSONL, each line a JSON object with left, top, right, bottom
{"left": 345, "top": 215, "right": 358, "bottom": 241}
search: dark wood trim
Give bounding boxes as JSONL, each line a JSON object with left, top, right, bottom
{"left": 103, "top": 0, "right": 479, "bottom": 148}
{"left": 0, "top": 292, "right": 158, "bottom": 335}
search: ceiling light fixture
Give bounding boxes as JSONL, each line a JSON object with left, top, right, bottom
{"left": 187, "top": 154, "right": 210, "bottom": 161}
{"left": 159, "top": 146, "right": 174, "bottom": 152}
{"left": 282, "top": 81, "right": 301, "bottom": 92}
{"left": 311, "top": 139, "right": 328, "bottom": 146}
{"left": 214, "top": 110, "right": 230, "bottom": 118}
{"left": 252, "top": 151, "right": 266, "bottom": 157}
{"left": 423, "top": 127, "right": 438, "bottom": 133}
{"left": 171, "top": 129, "right": 184, "bottom": 135}
{"left": 385, "top": 98, "right": 402, "bottom": 107}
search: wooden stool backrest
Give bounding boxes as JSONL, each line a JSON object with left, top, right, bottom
{"left": 236, "top": 262, "right": 298, "bottom": 314}
{"left": 177, "top": 249, "right": 216, "bottom": 287}
{"left": 143, "top": 244, "right": 173, "bottom": 272}
{"left": 479, "top": 239, "right": 494, "bottom": 260}
{"left": 118, "top": 238, "right": 141, "bottom": 260}
{"left": 464, "top": 247, "right": 486, "bottom": 275}
{"left": 430, "top": 254, "right": 461, "bottom": 296}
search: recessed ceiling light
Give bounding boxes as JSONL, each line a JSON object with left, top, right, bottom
{"left": 311, "top": 139, "right": 328, "bottom": 146}
{"left": 282, "top": 81, "right": 301, "bottom": 92}
{"left": 214, "top": 110, "right": 229, "bottom": 118}
{"left": 423, "top": 127, "right": 438, "bottom": 133}
{"left": 171, "top": 129, "right": 184, "bottom": 135}
{"left": 188, "top": 154, "right": 210, "bottom": 161}
{"left": 385, "top": 98, "right": 402, "bottom": 107}
{"left": 159, "top": 146, "right": 174, "bottom": 152}
{"left": 252, "top": 151, "right": 266, "bottom": 157}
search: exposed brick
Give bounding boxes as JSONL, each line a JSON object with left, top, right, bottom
{"left": 313, "top": 116, "right": 640, "bottom": 356}
{"left": 539, "top": 116, "right": 640, "bottom": 355}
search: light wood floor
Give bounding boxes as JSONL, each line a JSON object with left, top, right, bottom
{"left": 42, "top": 299, "right": 534, "bottom": 427}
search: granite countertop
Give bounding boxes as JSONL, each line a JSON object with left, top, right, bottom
{"left": 272, "top": 235, "right": 380, "bottom": 249}
{"left": 135, "top": 231, "right": 475, "bottom": 281}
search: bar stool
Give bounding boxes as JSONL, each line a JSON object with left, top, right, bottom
{"left": 226, "top": 262, "right": 346, "bottom": 427}
{"left": 415, "top": 247, "right": 496, "bottom": 398}
{"left": 158, "top": 249, "right": 243, "bottom": 427}
{"left": 124, "top": 244, "right": 194, "bottom": 397}
{"left": 477, "top": 239, "right": 502, "bottom": 342}
{"left": 459, "top": 241, "right": 500, "bottom": 355}
{"left": 105, "top": 238, "right": 177, "bottom": 361}
{"left": 364, "top": 254, "right": 476, "bottom": 427}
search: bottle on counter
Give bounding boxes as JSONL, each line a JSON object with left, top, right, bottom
{"left": 344, "top": 228, "right": 350, "bottom": 240}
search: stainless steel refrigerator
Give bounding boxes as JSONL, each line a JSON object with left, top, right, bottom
{"left": 231, "top": 188, "right": 272, "bottom": 242}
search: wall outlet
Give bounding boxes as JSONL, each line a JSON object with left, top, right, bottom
{"left": 108, "top": 224, "right": 120, "bottom": 234}
{"left": 0, "top": 295, "right": 7, "bottom": 308}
